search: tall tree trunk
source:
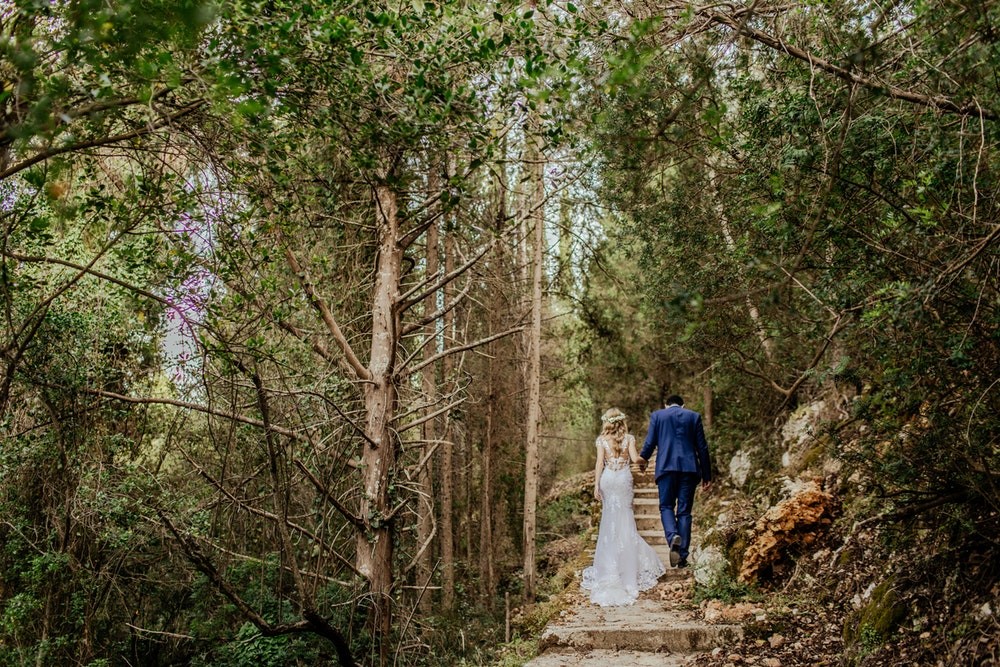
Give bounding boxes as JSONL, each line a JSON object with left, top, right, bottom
{"left": 478, "top": 141, "right": 509, "bottom": 605}
{"left": 710, "top": 166, "right": 774, "bottom": 360}
{"left": 479, "top": 366, "right": 496, "bottom": 605}
{"left": 522, "top": 115, "right": 545, "bottom": 602}
{"left": 439, "top": 219, "right": 456, "bottom": 611}
{"left": 359, "top": 183, "right": 401, "bottom": 662}
{"left": 702, "top": 382, "right": 714, "bottom": 432}
{"left": 463, "top": 424, "right": 472, "bottom": 565}
{"left": 417, "top": 203, "right": 439, "bottom": 613}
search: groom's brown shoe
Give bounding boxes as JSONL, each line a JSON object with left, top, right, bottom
{"left": 668, "top": 535, "right": 681, "bottom": 567}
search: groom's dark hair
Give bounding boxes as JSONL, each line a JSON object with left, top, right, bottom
{"left": 665, "top": 394, "right": 684, "bottom": 406}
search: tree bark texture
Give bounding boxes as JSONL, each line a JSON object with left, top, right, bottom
{"left": 439, "top": 224, "right": 456, "bottom": 611}
{"left": 418, "top": 209, "right": 439, "bottom": 613}
{"left": 522, "top": 117, "right": 545, "bottom": 602}
{"left": 359, "top": 183, "right": 402, "bottom": 657}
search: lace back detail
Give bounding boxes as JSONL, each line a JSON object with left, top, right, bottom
{"left": 600, "top": 434, "right": 632, "bottom": 471}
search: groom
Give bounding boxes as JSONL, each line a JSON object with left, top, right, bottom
{"left": 638, "top": 394, "right": 712, "bottom": 568}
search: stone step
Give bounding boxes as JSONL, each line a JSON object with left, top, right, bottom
{"left": 580, "top": 550, "right": 689, "bottom": 580}
{"left": 537, "top": 599, "right": 743, "bottom": 653}
{"left": 635, "top": 515, "right": 662, "bottom": 531}
{"left": 640, "top": 529, "right": 667, "bottom": 545}
{"left": 524, "top": 649, "right": 688, "bottom": 666}
{"left": 589, "top": 530, "right": 666, "bottom": 546}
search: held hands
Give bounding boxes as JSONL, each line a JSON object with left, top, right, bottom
{"left": 637, "top": 458, "right": 647, "bottom": 473}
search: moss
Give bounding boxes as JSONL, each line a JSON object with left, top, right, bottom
{"left": 837, "top": 546, "right": 856, "bottom": 567}
{"left": 843, "top": 577, "right": 907, "bottom": 651}
{"left": 488, "top": 638, "right": 539, "bottom": 667}
{"left": 726, "top": 532, "right": 749, "bottom": 578}
{"left": 799, "top": 438, "right": 829, "bottom": 470}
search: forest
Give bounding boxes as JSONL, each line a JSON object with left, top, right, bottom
{"left": 1, "top": 0, "right": 998, "bottom": 665}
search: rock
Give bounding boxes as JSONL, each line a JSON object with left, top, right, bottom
{"left": 727, "top": 654, "right": 743, "bottom": 663}
{"left": 730, "top": 449, "right": 753, "bottom": 487}
{"left": 712, "top": 647, "right": 725, "bottom": 657}
{"left": 843, "top": 576, "right": 907, "bottom": 648}
{"left": 692, "top": 545, "right": 728, "bottom": 587}
{"left": 768, "top": 633, "right": 785, "bottom": 648}
{"left": 812, "top": 548, "right": 830, "bottom": 562}
{"left": 781, "top": 401, "right": 826, "bottom": 449}
{"left": 739, "top": 480, "right": 836, "bottom": 582}
{"left": 763, "top": 659, "right": 782, "bottom": 667}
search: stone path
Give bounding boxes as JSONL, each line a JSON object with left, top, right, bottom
{"left": 525, "top": 471, "right": 743, "bottom": 667}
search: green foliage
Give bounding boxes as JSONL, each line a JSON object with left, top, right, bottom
{"left": 195, "top": 623, "right": 319, "bottom": 667}
{"left": 693, "top": 573, "right": 761, "bottom": 605}
{"left": 3, "top": 0, "right": 1000, "bottom": 664}
{"left": 538, "top": 488, "right": 589, "bottom": 538}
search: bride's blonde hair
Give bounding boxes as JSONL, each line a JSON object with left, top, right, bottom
{"left": 600, "top": 408, "right": 629, "bottom": 455}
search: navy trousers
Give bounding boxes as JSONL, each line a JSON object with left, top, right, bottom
{"left": 656, "top": 471, "right": 700, "bottom": 560}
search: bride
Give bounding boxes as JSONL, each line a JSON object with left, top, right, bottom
{"left": 582, "top": 408, "right": 665, "bottom": 606}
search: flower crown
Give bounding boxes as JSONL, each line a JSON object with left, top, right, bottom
{"left": 601, "top": 413, "right": 627, "bottom": 424}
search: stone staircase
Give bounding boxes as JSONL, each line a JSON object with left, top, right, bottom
{"left": 524, "top": 468, "right": 743, "bottom": 667}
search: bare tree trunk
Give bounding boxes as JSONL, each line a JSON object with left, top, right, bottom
{"left": 439, "top": 220, "right": 456, "bottom": 611}
{"left": 418, "top": 201, "right": 439, "bottom": 613}
{"left": 522, "top": 115, "right": 545, "bottom": 602}
{"left": 478, "top": 141, "right": 509, "bottom": 605}
{"left": 479, "top": 373, "right": 496, "bottom": 604}
{"left": 359, "top": 183, "right": 401, "bottom": 663}
{"left": 710, "top": 166, "right": 774, "bottom": 360}
{"left": 702, "top": 383, "right": 714, "bottom": 432}
{"left": 463, "top": 426, "right": 472, "bottom": 565}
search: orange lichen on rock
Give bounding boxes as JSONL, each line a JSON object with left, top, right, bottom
{"left": 739, "top": 480, "right": 835, "bottom": 583}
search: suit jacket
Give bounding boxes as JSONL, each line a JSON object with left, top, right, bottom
{"left": 639, "top": 405, "right": 712, "bottom": 482}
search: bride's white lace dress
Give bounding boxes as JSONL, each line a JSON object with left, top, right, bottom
{"left": 581, "top": 434, "right": 665, "bottom": 606}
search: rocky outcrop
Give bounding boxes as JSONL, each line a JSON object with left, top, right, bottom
{"left": 740, "top": 480, "right": 836, "bottom": 583}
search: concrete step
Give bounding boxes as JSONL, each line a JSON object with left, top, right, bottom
{"left": 538, "top": 599, "right": 742, "bottom": 653}
{"left": 524, "top": 649, "right": 687, "bottom": 666}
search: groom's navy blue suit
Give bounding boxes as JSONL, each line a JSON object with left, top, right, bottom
{"left": 639, "top": 404, "right": 712, "bottom": 562}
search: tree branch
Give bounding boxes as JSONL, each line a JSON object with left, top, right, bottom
{"left": 402, "top": 325, "right": 525, "bottom": 379}
{"left": 0, "top": 100, "right": 206, "bottom": 181}
{"left": 707, "top": 11, "right": 997, "bottom": 120}
{"left": 397, "top": 238, "right": 494, "bottom": 313}
{"left": 158, "top": 509, "right": 357, "bottom": 667}
{"left": 281, "top": 242, "right": 371, "bottom": 381}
